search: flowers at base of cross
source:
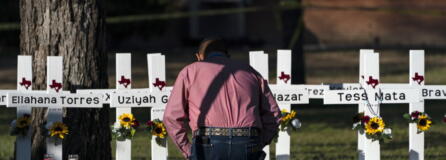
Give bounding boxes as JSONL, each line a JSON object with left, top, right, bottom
{"left": 279, "top": 109, "right": 301, "bottom": 132}
{"left": 46, "top": 121, "right": 69, "bottom": 145}
{"left": 9, "top": 114, "right": 31, "bottom": 136}
{"left": 146, "top": 119, "right": 167, "bottom": 147}
{"left": 352, "top": 112, "right": 392, "bottom": 142}
{"left": 404, "top": 111, "right": 433, "bottom": 133}
{"left": 112, "top": 113, "right": 139, "bottom": 141}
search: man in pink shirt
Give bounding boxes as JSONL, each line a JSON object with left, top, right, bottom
{"left": 163, "top": 39, "right": 281, "bottom": 160}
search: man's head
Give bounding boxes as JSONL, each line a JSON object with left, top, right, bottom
{"left": 195, "top": 38, "right": 229, "bottom": 61}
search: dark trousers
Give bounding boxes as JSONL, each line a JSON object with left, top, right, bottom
{"left": 189, "top": 135, "right": 264, "bottom": 160}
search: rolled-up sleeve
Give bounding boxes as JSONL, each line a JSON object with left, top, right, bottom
{"left": 163, "top": 69, "right": 191, "bottom": 158}
{"left": 258, "top": 78, "right": 281, "bottom": 147}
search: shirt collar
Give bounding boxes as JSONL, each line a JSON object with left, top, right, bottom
{"left": 206, "top": 52, "right": 227, "bottom": 59}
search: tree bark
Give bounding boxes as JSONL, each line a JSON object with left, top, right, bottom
{"left": 19, "top": 0, "right": 110, "bottom": 159}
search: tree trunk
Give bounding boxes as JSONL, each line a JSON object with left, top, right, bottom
{"left": 281, "top": 0, "right": 306, "bottom": 84}
{"left": 19, "top": 0, "right": 110, "bottom": 159}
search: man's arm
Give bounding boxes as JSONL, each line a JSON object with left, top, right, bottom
{"left": 259, "top": 78, "right": 281, "bottom": 147}
{"left": 163, "top": 69, "right": 191, "bottom": 158}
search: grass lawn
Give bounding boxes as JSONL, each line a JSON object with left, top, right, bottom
{"left": 0, "top": 50, "right": 446, "bottom": 159}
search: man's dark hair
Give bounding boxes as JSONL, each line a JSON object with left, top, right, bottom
{"left": 198, "top": 38, "right": 229, "bottom": 57}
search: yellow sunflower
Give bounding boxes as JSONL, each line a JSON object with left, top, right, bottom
{"left": 289, "top": 110, "right": 296, "bottom": 119}
{"left": 417, "top": 115, "right": 432, "bottom": 131}
{"left": 49, "top": 122, "right": 69, "bottom": 139}
{"left": 281, "top": 109, "right": 289, "bottom": 113}
{"left": 16, "top": 116, "right": 31, "bottom": 128}
{"left": 365, "top": 117, "right": 385, "bottom": 135}
{"left": 281, "top": 109, "right": 296, "bottom": 122}
{"left": 119, "top": 113, "right": 135, "bottom": 128}
{"left": 151, "top": 122, "right": 167, "bottom": 138}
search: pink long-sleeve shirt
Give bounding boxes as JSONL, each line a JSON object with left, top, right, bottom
{"left": 163, "top": 56, "right": 281, "bottom": 158}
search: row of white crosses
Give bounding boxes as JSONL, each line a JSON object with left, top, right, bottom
{"left": 0, "top": 53, "right": 170, "bottom": 160}
{"left": 250, "top": 49, "right": 446, "bottom": 160}
{"left": 1, "top": 51, "right": 313, "bottom": 160}
{"left": 2, "top": 49, "right": 446, "bottom": 160}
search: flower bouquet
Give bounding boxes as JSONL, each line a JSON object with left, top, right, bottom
{"left": 146, "top": 119, "right": 167, "bottom": 147}
{"left": 9, "top": 114, "right": 31, "bottom": 136}
{"left": 47, "top": 121, "right": 69, "bottom": 145}
{"left": 112, "top": 113, "right": 139, "bottom": 141}
{"left": 403, "top": 111, "right": 433, "bottom": 133}
{"left": 353, "top": 112, "right": 392, "bottom": 142}
{"left": 279, "top": 109, "right": 301, "bottom": 132}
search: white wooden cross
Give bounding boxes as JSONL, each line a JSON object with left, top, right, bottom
{"left": 407, "top": 50, "right": 446, "bottom": 160}
{"left": 108, "top": 53, "right": 171, "bottom": 160}
{"left": 249, "top": 50, "right": 309, "bottom": 160}
{"left": 324, "top": 50, "right": 421, "bottom": 160}
{"left": 13, "top": 56, "right": 32, "bottom": 160}
{"left": 113, "top": 53, "right": 132, "bottom": 160}
{"left": 5, "top": 56, "right": 103, "bottom": 160}
{"left": 408, "top": 50, "right": 425, "bottom": 160}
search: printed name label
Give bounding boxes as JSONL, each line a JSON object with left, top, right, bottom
{"left": 0, "top": 90, "right": 14, "bottom": 105}
{"left": 422, "top": 86, "right": 446, "bottom": 99}
{"left": 324, "top": 89, "right": 420, "bottom": 104}
{"left": 299, "top": 85, "right": 329, "bottom": 99}
{"left": 7, "top": 92, "right": 103, "bottom": 108}
{"left": 77, "top": 87, "right": 172, "bottom": 104}
{"left": 270, "top": 86, "right": 309, "bottom": 104}
{"left": 110, "top": 91, "right": 170, "bottom": 107}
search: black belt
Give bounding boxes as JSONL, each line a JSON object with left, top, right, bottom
{"left": 194, "top": 127, "right": 259, "bottom": 137}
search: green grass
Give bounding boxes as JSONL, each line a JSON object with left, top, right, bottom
{"left": 1, "top": 102, "right": 445, "bottom": 160}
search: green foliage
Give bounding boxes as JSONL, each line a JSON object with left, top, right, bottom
{"left": 112, "top": 125, "right": 137, "bottom": 141}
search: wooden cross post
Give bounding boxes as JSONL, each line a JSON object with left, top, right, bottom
{"left": 250, "top": 50, "right": 309, "bottom": 160}
{"left": 249, "top": 51, "right": 271, "bottom": 160}
{"left": 147, "top": 53, "right": 169, "bottom": 160}
{"left": 409, "top": 50, "right": 425, "bottom": 160}
{"left": 408, "top": 50, "right": 446, "bottom": 160}
{"left": 358, "top": 49, "right": 371, "bottom": 159}
{"left": 115, "top": 53, "right": 132, "bottom": 160}
{"left": 110, "top": 53, "right": 172, "bottom": 160}
{"left": 46, "top": 56, "right": 64, "bottom": 160}
{"left": 324, "top": 50, "right": 420, "bottom": 160}
{"left": 275, "top": 50, "right": 292, "bottom": 160}
{"left": 16, "top": 55, "right": 33, "bottom": 160}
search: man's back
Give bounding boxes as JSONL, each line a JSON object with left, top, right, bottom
{"left": 163, "top": 39, "right": 280, "bottom": 159}
{"left": 181, "top": 56, "right": 264, "bottom": 131}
